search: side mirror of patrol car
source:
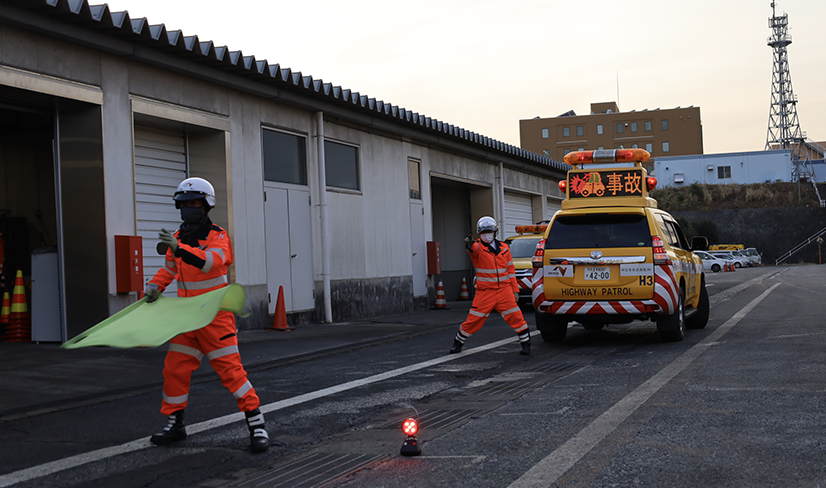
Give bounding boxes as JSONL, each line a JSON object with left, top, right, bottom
{"left": 691, "top": 236, "right": 709, "bottom": 252}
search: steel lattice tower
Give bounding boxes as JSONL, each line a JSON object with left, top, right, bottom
{"left": 765, "top": 1, "right": 813, "bottom": 183}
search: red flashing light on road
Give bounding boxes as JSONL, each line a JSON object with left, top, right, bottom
{"left": 400, "top": 418, "right": 422, "bottom": 456}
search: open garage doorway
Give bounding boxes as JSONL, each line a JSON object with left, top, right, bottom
{"left": 430, "top": 175, "right": 493, "bottom": 301}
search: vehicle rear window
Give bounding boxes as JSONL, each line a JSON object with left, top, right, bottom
{"left": 546, "top": 214, "right": 651, "bottom": 249}
{"left": 506, "top": 238, "right": 542, "bottom": 258}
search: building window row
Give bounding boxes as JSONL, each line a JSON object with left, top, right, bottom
{"left": 263, "top": 127, "right": 361, "bottom": 191}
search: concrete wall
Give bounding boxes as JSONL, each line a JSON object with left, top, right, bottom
{"left": 671, "top": 207, "right": 826, "bottom": 265}
{"left": 655, "top": 150, "right": 792, "bottom": 188}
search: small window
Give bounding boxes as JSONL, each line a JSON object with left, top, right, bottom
{"left": 541, "top": 128, "right": 549, "bottom": 139}
{"left": 645, "top": 143, "right": 653, "bottom": 152}
{"left": 325, "top": 140, "right": 360, "bottom": 190}
{"left": 630, "top": 122, "right": 637, "bottom": 133}
{"left": 644, "top": 121, "right": 652, "bottom": 132}
{"left": 662, "top": 141, "right": 670, "bottom": 153}
{"left": 576, "top": 126, "right": 584, "bottom": 137}
{"left": 661, "top": 119, "right": 669, "bottom": 130}
{"left": 597, "top": 124, "right": 604, "bottom": 135}
{"left": 631, "top": 144, "right": 638, "bottom": 149}
{"left": 616, "top": 123, "right": 624, "bottom": 134}
{"left": 563, "top": 127, "right": 570, "bottom": 137}
{"left": 563, "top": 148, "right": 572, "bottom": 155}
{"left": 674, "top": 173, "right": 685, "bottom": 183}
{"left": 577, "top": 147, "right": 585, "bottom": 151}
{"left": 542, "top": 149, "right": 550, "bottom": 157}
{"left": 597, "top": 146, "right": 604, "bottom": 150}
{"left": 262, "top": 128, "right": 307, "bottom": 185}
{"left": 408, "top": 160, "right": 420, "bottom": 199}
{"left": 718, "top": 166, "right": 732, "bottom": 179}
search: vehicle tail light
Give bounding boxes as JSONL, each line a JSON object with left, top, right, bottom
{"left": 532, "top": 239, "right": 546, "bottom": 268}
{"left": 652, "top": 236, "right": 670, "bottom": 265}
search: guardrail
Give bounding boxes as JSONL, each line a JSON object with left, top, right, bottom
{"left": 775, "top": 226, "right": 826, "bottom": 265}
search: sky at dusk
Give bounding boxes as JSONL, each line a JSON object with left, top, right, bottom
{"left": 100, "top": 0, "right": 826, "bottom": 156}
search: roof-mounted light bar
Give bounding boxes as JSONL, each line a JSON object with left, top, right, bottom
{"left": 564, "top": 149, "right": 651, "bottom": 165}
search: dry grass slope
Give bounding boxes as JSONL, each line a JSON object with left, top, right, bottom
{"left": 650, "top": 182, "right": 820, "bottom": 212}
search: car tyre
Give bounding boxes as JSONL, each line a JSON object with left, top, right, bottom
{"left": 686, "top": 280, "right": 709, "bottom": 330}
{"left": 657, "top": 285, "right": 685, "bottom": 342}
{"left": 734, "top": 262, "right": 742, "bottom": 268}
{"left": 535, "top": 311, "right": 568, "bottom": 342}
{"left": 711, "top": 264, "right": 720, "bottom": 273}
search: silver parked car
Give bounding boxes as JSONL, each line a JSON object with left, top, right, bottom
{"left": 711, "top": 251, "right": 750, "bottom": 268}
{"left": 742, "top": 248, "right": 762, "bottom": 265}
{"left": 695, "top": 251, "right": 733, "bottom": 272}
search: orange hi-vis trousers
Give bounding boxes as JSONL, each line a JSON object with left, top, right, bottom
{"left": 455, "top": 286, "right": 529, "bottom": 344}
{"left": 160, "top": 310, "right": 260, "bottom": 416}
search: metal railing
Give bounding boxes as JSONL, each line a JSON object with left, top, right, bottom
{"left": 775, "top": 226, "right": 826, "bottom": 265}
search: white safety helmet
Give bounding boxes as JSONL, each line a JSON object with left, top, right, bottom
{"left": 477, "top": 216, "right": 498, "bottom": 235}
{"left": 174, "top": 177, "right": 216, "bottom": 209}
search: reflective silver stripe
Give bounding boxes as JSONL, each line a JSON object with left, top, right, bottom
{"left": 177, "top": 274, "right": 228, "bottom": 290}
{"left": 205, "top": 345, "right": 239, "bottom": 361}
{"left": 469, "top": 309, "right": 490, "bottom": 318}
{"left": 501, "top": 306, "right": 521, "bottom": 316}
{"left": 206, "top": 247, "right": 226, "bottom": 261}
{"left": 201, "top": 251, "right": 214, "bottom": 273}
{"left": 246, "top": 412, "right": 265, "bottom": 427}
{"left": 232, "top": 380, "right": 253, "bottom": 399}
{"left": 163, "top": 392, "right": 188, "bottom": 405}
{"left": 504, "top": 273, "right": 516, "bottom": 280}
{"left": 476, "top": 276, "right": 507, "bottom": 282}
{"left": 475, "top": 268, "right": 509, "bottom": 274}
{"left": 506, "top": 261, "right": 514, "bottom": 267}
{"left": 168, "top": 343, "right": 204, "bottom": 361}
{"left": 163, "top": 259, "right": 177, "bottom": 274}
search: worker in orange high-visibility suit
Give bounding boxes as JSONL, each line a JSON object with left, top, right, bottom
{"left": 450, "top": 216, "right": 531, "bottom": 356}
{"left": 144, "top": 177, "right": 269, "bottom": 452}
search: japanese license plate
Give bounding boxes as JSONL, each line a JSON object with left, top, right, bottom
{"left": 583, "top": 266, "right": 611, "bottom": 280}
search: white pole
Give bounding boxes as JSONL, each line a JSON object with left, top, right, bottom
{"left": 316, "top": 112, "right": 332, "bottom": 323}
{"left": 498, "top": 162, "right": 506, "bottom": 233}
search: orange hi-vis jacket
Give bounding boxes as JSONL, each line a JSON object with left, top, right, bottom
{"left": 467, "top": 239, "right": 519, "bottom": 293}
{"left": 150, "top": 222, "right": 232, "bottom": 296}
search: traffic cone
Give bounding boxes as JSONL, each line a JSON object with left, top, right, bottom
{"left": 0, "top": 292, "right": 9, "bottom": 325}
{"left": 433, "top": 281, "right": 448, "bottom": 309}
{"left": 3, "top": 270, "right": 31, "bottom": 342}
{"left": 459, "top": 277, "right": 470, "bottom": 300}
{"left": 266, "top": 285, "right": 293, "bottom": 331}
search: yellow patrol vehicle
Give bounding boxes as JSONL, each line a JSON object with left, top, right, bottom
{"left": 531, "top": 149, "right": 709, "bottom": 343}
{"left": 504, "top": 223, "right": 549, "bottom": 304}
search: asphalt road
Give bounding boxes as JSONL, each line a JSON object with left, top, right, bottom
{"left": 2, "top": 265, "right": 824, "bottom": 487}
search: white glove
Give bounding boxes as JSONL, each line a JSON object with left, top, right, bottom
{"left": 159, "top": 228, "right": 178, "bottom": 253}
{"left": 145, "top": 283, "right": 161, "bottom": 303}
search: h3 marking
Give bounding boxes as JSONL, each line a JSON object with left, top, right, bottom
{"left": 638, "top": 275, "right": 654, "bottom": 286}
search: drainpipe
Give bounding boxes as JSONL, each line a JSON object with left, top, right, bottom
{"left": 316, "top": 112, "right": 333, "bottom": 323}
{"left": 498, "top": 162, "right": 506, "bottom": 231}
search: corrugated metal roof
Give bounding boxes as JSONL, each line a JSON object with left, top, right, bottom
{"left": 4, "top": 0, "right": 568, "bottom": 173}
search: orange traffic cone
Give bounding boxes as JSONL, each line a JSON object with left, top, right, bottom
{"left": 266, "top": 285, "right": 293, "bottom": 331}
{"left": 0, "top": 292, "right": 9, "bottom": 325}
{"left": 433, "top": 281, "right": 448, "bottom": 309}
{"left": 459, "top": 277, "right": 470, "bottom": 300}
{"left": 4, "top": 270, "right": 31, "bottom": 342}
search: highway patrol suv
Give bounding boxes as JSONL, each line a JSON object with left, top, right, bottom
{"left": 531, "top": 149, "right": 709, "bottom": 343}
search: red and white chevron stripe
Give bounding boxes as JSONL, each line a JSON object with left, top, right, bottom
{"left": 532, "top": 264, "right": 678, "bottom": 316}
{"left": 519, "top": 276, "right": 531, "bottom": 291}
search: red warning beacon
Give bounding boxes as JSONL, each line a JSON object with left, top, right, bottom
{"left": 400, "top": 418, "right": 421, "bottom": 456}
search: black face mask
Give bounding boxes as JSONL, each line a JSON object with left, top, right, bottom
{"left": 180, "top": 206, "right": 204, "bottom": 224}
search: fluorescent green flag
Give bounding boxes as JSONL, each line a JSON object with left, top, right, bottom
{"left": 62, "top": 284, "right": 250, "bottom": 349}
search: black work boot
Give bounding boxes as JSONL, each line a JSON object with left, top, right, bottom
{"left": 150, "top": 410, "right": 186, "bottom": 445}
{"left": 520, "top": 340, "right": 531, "bottom": 356}
{"left": 245, "top": 408, "right": 269, "bottom": 452}
{"left": 449, "top": 339, "right": 463, "bottom": 354}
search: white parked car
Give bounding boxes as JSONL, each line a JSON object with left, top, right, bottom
{"left": 711, "top": 251, "right": 750, "bottom": 268}
{"left": 742, "top": 248, "right": 762, "bottom": 265}
{"left": 695, "top": 251, "right": 733, "bottom": 272}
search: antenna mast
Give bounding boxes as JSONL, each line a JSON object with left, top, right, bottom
{"left": 765, "top": 1, "right": 821, "bottom": 202}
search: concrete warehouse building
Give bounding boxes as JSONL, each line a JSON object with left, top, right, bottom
{"left": 0, "top": 0, "right": 568, "bottom": 341}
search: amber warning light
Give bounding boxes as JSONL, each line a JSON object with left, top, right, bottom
{"left": 400, "top": 418, "right": 421, "bottom": 456}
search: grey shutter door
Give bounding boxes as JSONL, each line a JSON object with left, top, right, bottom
{"left": 134, "top": 126, "right": 187, "bottom": 297}
{"left": 502, "top": 192, "right": 534, "bottom": 239}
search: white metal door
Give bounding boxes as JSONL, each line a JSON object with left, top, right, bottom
{"left": 134, "top": 126, "right": 186, "bottom": 297}
{"left": 546, "top": 198, "right": 562, "bottom": 221}
{"left": 410, "top": 202, "right": 426, "bottom": 296}
{"left": 264, "top": 185, "right": 314, "bottom": 313}
{"left": 503, "top": 192, "right": 534, "bottom": 239}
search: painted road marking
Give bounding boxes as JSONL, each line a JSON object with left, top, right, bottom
{"left": 0, "top": 332, "right": 537, "bottom": 487}
{"left": 507, "top": 282, "right": 782, "bottom": 488}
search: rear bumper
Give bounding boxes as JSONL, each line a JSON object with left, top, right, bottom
{"left": 535, "top": 299, "right": 662, "bottom": 315}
